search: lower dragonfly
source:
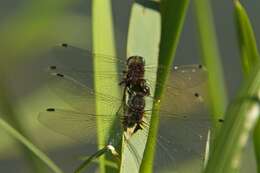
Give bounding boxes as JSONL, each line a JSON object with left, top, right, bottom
{"left": 39, "top": 43, "right": 211, "bottom": 173}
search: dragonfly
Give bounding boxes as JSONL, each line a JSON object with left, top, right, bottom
{"left": 39, "top": 43, "right": 211, "bottom": 172}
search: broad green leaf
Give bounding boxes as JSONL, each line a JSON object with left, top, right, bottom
{"left": 140, "top": 0, "right": 190, "bottom": 173}
{"left": 92, "top": 0, "right": 119, "bottom": 173}
{"left": 121, "top": 2, "right": 160, "bottom": 173}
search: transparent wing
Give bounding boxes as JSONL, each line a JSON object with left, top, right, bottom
{"left": 144, "top": 70, "right": 208, "bottom": 119}
{"left": 127, "top": 111, "right": 210, "bottom": 172}
{"left": 168, "top": 64, "right": 207, "bottom": 89}
{"left": 145, "top": 64, "right": 207, "bottom": 89}
{"left": 48, "top": 44, "right": 207, "bottom": 96}
{"left": 158, "top": 64, "right": 208, "bottom": 116}
{"left": 154, "top": 113, "right": 210, "bottom": 172}
{"left": 135, "top": 64, "right": 209, "bottom": 171}
{"left": 51, "top": 43, "right": 126, "bottom": 69}
{"left": 41, "top": 70, "right": 124, "bottom": 145}
{"left": 47, "top": 71, "right": 122, "bottom": 113}
{"left": 47, "top": 43, "right": 126, "bottom": 88}
{"left": 45, "top": 44, "right": 210, "bottom": 171}
{"left": 38, "top": 108, "right": 123, "bottom": 145}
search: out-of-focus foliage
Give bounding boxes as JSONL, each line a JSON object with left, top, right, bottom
{"left": 234, "top": 1, "right": 260, "bottom": 172}
{"left": 0, "top": 0, "right": 259, "bottom": 173}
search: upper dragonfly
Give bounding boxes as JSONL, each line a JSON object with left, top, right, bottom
{"left": 39, "top": 43, "right": 210, "bottom": 172}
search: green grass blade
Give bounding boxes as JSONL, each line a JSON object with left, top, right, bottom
{"left": 254, "top": 114, "right": 260, "bottom": 173}
{"left": 92, "top": 0, "right": 119, "bottom": 173}
{"left": 79, "top": 156, "right": 118, "bottom": 169}
{"left": 120, "top": 2, "right": 160, "bottom": 173}
{"left": 204, "top": 63, "right": 260, "bottom": 173}
{"left": 75, "top": 147, "right": 109, "bottom": 173}
{"left": 139, "top": 1, "right": 190, "bottom": 173}
{"left": 0, "top": 77, "right": 49, "bottom": 173}
{"left": 0, "top": 117, "right": 63, "bottom": 173}
{"left": 233, "top": 1, "right": 260, "bottom": 172}
{"left": 193, "top": 0, "right": 228, "bottom": 128}
{"left": 234, "top": 0, "right": 260, "bottom": 77}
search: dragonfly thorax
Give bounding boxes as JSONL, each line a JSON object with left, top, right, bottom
{"left": 120, "top": 56, "right": 150, "bottom": 96}
{"left": 126, "top": 56, "right": 145, "bottom": 84}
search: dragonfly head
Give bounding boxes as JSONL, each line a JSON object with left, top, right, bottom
{"left": 127, "top": 56, "right": 145, "bottom": 66}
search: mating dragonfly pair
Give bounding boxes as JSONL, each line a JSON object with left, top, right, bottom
{"left": 39, "top": 43, "right": 210, "bottom": 172}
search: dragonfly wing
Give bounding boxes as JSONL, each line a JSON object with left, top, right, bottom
{"left": 139, "top": 113, "right": 210, "bottom": 172}
{"left": 168, "top": 64, "right": 207, "bottom": 88}
{"left": 155, "top": 115, "right": 209, "bottom": 171}
{"left": 139, "top": 64, "right": 209, "bottom": 170}
{"left": 47, "top": 71, "right": 122, "bottom": 114}
{"left": 48, "top": 43, "right": 126, "bottom": 89}
{"left": 159, "top": 64, "right": 208, "bottom": 116}
{"left": 38, "top": 108, "right": 123, "bottom": 145}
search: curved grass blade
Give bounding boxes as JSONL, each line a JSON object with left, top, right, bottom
{"left": 74, "top": 146, "right": 109, "bottom": 173}
{"left": 0, "top": 76, "right": 49, "bottom": 173}
{"left": 92, "top": 0, "right": 119, "bottom": 173}
{"left": 121, "top": 2, "right": 161, "bottom": 173}
{"left": 193, "top": 0, "right": 227, "bottom": 130}
{"left": 234, "top": 0, "right": 260, "bottom": 78}
{"left": 204, "top": 64, "right": 260, "bottom": 173}
{"left": 234, "top": 1, "right": 260, "bottom": 171}
{"left": 140, "top": 0, "right": 191, "bottom": 173}
{"left": 79, "top": 156, "right": 118, "bottom": 169}
{"left": 0, "top": 117, "right": 63, "bottom": 173}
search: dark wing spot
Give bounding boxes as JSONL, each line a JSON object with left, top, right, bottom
{"left": 46, "top": 108, "right": 55, "bottom": 112}
{"left": 218, "top": 118, "right": 224, "bottom": 123}
{"left": 56, "top": 73, "right": 64, "bottom": 77}
{"left": 198, "top": 64, "right": 203, "bottom": 69}
{"left": 194, "top": 92, "right": 200, "bottom": 97}
{"left": 61, "top": 43, "right": 68, "bottom": 47}
{"left": 49, "top": 66, "right": 57, "bottom": 70}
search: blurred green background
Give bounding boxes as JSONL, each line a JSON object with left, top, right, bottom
{"left": 0, "top": 0, "right": 258, "bottom": 172}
